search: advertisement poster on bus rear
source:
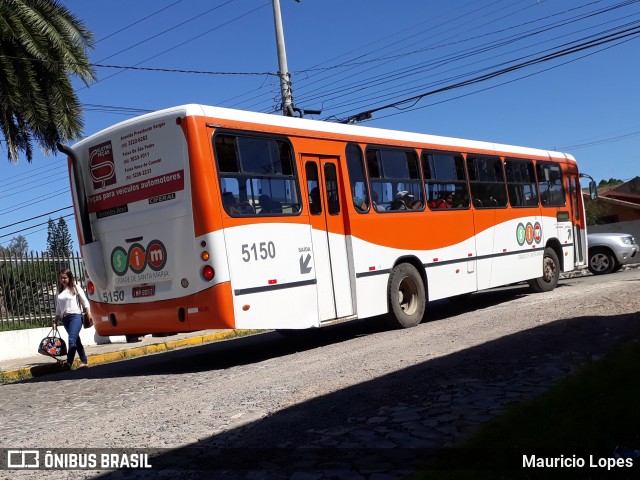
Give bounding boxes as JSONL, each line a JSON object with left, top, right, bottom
{"left": 85, "top": 119, "right": 185, "bottom": 217}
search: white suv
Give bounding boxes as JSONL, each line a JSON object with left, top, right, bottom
{"left": 587, "top": 232, "right": 638, "bottom": 275}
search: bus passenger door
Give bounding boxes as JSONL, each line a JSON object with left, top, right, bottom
{"left": 568, "top": 174, "right": 586, "bottom": 266}
{"left": 303, "top": 156, "right": 354, "bottom": 321}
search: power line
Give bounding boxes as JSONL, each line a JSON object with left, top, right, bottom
{"left": 95, "top": 0, "right": 236, "bottom": 63}
{"left": 92, "top": 63, "right": 276, "bottom": 76}
{"left": 0, "top": 191, "right": 70, "bottom": 216}
{"left": 321, "top": 12, "right": 639, "bottom": 116}
{"left": 0, "top": 214, "right": 74, "bottom": 239}
{"left": 83, "top": 2, "right": 271, "bottom": 89}
{"left": 555, "top": 130, "right": 640, "bottom": 150}
{"left": 0, "top": 55, "right": 275, "bottom": 77}
{"left": 0, "top": 207, "right": 72, "bottom": 230}
{"left": 339, "top": 22, "right": 640, "bottom": 123}
{"left": 299, "top": 1, "right": 640, "bottom": 113}
{"left": 366, "top": 33, "right": 638, "bottom": 124}
{"left": 0, "top": 162, "right": 64, "bottom": 187}
{"left": 96, "top": 0, "right": 187, "bottom": 44}
{"left": 0, "top": 172, "right": 68, "bottom": 197}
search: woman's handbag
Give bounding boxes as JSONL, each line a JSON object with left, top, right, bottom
{"left": 38, "top": 327, "right": 67, "bottom": 359}
{"left": 77, "top": 294, "right": 93, "bottom": 329}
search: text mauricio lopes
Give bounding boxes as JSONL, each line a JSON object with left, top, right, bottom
{"left": 524, "top": 454, "right": 633, "bottom": 470}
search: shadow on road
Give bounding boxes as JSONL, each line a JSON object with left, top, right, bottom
{"left": 85, "top": 308, "right": 640, "bottom": 478}
{"left": 30, "top": 282, "right": 634, "bottom": 478}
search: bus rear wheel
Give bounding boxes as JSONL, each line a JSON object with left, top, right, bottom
{"left": 385, "top": 263, "right": 426, "bottom": 329}
{"left": 528, "top": 247, "right": 560, "bottom": 293}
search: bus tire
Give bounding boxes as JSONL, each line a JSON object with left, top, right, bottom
{"left": 385, "top": 263, "right": 426, "bottom": 329}
{"left": 528, "top": 247, "right": 560, "bottom": 293}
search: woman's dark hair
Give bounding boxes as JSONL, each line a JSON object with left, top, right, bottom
{"left": 57, "top": 268, "right": 77, "bottom": 294}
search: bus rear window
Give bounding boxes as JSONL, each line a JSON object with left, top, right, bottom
{"left": 214, "top": 133, "right": 301, "bottom": 216}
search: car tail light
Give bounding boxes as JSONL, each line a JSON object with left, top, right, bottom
{"left": 87, "top": 281, "right": 95, "bottom": 295}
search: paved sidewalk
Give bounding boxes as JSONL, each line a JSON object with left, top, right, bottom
{"left": 0, "top": 329, "right": 259, "bottom": 384}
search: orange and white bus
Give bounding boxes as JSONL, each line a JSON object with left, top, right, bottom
{"left": 59, "top": 104, "right": 595, "bottom": 336}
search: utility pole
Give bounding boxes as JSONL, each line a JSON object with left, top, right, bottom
{"left": 272, "top": 0, "right": 295, "bottom": 117}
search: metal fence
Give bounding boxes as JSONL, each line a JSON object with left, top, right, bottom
{"left": 0, "top": 251, "right": 86, "bottom": 331}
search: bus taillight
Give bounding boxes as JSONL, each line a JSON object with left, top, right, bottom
{"left": 87, "top": 281, "right": 95, "bottom": 295}
{"left": 202, "top": 265, "right": 215, "bottom": 281}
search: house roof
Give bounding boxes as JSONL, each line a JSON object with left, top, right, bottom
{"left": 598, "top": 177, "right": 640, "bottom": 205}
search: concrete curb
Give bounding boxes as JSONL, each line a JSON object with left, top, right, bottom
{"left": 0, "top": 330, "right": 260, "bottom": 384}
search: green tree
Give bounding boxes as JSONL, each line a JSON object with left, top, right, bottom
{"left": 46, "top": 218, "right": 56, "bottom": 253}
{"left": 56, "top": 217, "right": 73, "bottom": 254}
{"left": 598, "top": 178, "right": 623, "bottom": 188}
{"left": 7, "top": 234, "right": 28, "bottom": 256}
{"left": 0, "top": 0, "right": 95, "bottom": 163}
{"left": 46, "top": 216, "right": 73, "bottom": 256}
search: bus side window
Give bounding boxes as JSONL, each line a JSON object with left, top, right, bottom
{"left": 466, "top": 155, "right": 508, "bottom": 209}
{"left": 536, "top": 161, "right": 566, "bottom": 207}
{"left": 305, "top": 162, "right": 322, "bottom": 215}
{"left": 325, "top": 164, "right": 341, "bottom": 215}
{"left": 346, "top": 144, "right": 371, "bottom": 213}
{"left": 422, "top": 151, "right": 469, "bottom": 210}
{"left": 213, "top": 133, "right": 302, "bottom": 216}
{"left": 505, "top": 158, "right": 539, "bottom": 207}
{"left": 365, "top": 147, "right": 423, "bottom": 213}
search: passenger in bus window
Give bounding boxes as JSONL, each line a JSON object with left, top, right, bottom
{"left": 429, "top": 193, "right": 453, "bottom": 209}
{"left": 390, "top": 191, "right": 413, "bottom": 210}
{"left": 222, "top": 192, "right": 239, "bottom": 214}
{"left": 353, "top": 197, "right": 365, "bottom": 211}
{"left": 369, "top": 191, "right": 380, "bottom": 211}
{"left": 309, "top": 187, "right": 321, "bottom": 214}
{"left": 258, "top": 194, "right": 274, "bottom": 214}
{"left": 270, "top": 199, "right": 282, "bottom": 213}
{"left": 410, "top": 199, "right": 422, "bottom": 210}
{"left": 453, "top": 192, "right": 469, "bottom": 208}
{"left": 222, "top": 192, "right": 254, "bottom": 215}
{"left": 444, "top": 193, "right": 454, "bottom": 207}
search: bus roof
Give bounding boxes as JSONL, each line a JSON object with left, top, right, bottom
{"left": 73, "top": 104, "right": 576, "bottom": 163}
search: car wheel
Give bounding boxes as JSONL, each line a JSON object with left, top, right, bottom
{"left": 588, "top": 248, "right": 615, "bottom": 275}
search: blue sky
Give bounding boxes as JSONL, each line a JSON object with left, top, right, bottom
{"left": 1, "top": 0, "right": 639, "bottom": 252}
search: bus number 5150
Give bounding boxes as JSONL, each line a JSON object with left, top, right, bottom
{"left": 242, "top": 241, "right": 276, "bottom": 262}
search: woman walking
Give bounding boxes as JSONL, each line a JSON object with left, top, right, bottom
{"left": 53, "top": 269, "right": 91, "bottom": 370}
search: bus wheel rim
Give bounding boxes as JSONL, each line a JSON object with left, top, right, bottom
{"left": 543, "top": 256, "right": 556, "bottom": 281}
{"left": 398, "top": 277, "right": 418, "bottom": 315}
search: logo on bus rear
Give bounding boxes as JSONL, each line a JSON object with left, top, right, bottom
{"left": 89, "top": 140, "right": 117, "bottom": 189}
{"left": 111, "top": 240, "right": 167, "bottom": 276}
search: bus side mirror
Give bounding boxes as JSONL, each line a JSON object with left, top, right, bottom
{"left": 589, "top": 180, "right": 598, "bottom": 200}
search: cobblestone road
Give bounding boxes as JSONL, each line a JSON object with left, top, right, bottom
{"left": 1, "top": 269, "right": 639, "bottom": 479}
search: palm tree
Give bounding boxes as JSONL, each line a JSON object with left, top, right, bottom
{"left": 0, "top": 0, "right": 95, "bottom": 163}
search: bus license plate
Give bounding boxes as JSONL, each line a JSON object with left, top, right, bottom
{"left": 132, "top": 285, "right": 156, "bottom": 298}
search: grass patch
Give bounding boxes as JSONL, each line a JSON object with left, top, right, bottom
{"left": 413, "top": 339, "right": 640, "bottom": 479}
{"left": 0, "top": 368, "right": 32, "bottom": 384}
{"left": 0, "top": 320, "right": 51, "bottom": 332}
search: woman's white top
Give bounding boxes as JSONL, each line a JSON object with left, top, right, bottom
{"left": 56, "top": 287, "right": 91, "bottom": 318}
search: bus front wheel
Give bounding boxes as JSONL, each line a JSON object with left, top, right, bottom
{"left": 528, "top": 247, "right": 560, "bottom": 293}
{"left": 386, "top": 263, "right": 426, "bottom": 329}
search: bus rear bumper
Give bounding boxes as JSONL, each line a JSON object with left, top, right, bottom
{"left": 89, "top": 282, "right": 236, "bottom": 336}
